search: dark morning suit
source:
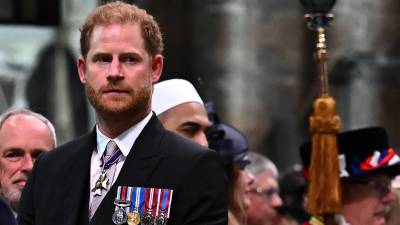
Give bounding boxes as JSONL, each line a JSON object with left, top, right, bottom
{"left": 0, "top": 196, "right": 17, "bottom": 225}
{"left": 18, "top": 114, "right": 227, "bottom": 225}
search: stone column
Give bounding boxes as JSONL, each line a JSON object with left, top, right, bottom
{"left": 328, "top": 1, "right": 400, "bottom": 146}
{"left": 192, "top": 0, "right": 304, "bottom": 169}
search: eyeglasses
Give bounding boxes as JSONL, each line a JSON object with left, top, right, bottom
{"left": 236, "top": 160, "right": 251, "bottom": 170}
{"left": 347, "top": 179, "right": 392, "bottom": 197}
{"left": 249, "top": 187, "right": 280, "bottom": 200}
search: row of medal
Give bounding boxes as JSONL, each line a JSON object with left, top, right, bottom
{"left": 112, "top": 186, "right": 173, "bottom": 225}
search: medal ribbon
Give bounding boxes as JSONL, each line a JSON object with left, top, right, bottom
{"left": 126, "top": 186, "right": 132, "bottom": 213}
{"left": 117, "top": 186, "right": 122, "bottom": 200}
{"left": 114, "top": 186, "right": 122, "bottom": 211}
{"left": 157, "top": 189, "right": 173, "bottom": 218}
{"left": 130, "top": 187, "right": 137, "bottom": 212}
{"left": 158, "top": 189, "right": 167, "bottom": 216}
{"left": 114, "top": 186, "right": 129, "bottom": 207}
{"left": 151, "top": 188, "right": 159, "bottom": 217}
{"left": 121, "top": 186, "right": 127, "bottom": 201}
{"left": 116, "top": 187, "right": 173, "bottom": 219}
{"left": 155, "top": 189, "right": 162, "bottom": 216}
{"left": 147, "top": 188, "right": 154, "bottom": 214}
{"left": 166, "top": 189, "right": 173, "bottom": 218}
{"left": 139, "top": 187, "right": 145, "bottom": 215}
{"left": 100, "top": 149, "right": 123, "bottom": 169}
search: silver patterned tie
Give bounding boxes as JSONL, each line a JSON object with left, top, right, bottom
{"left": 89, "top": 140, "right": 121, "bottom": 220}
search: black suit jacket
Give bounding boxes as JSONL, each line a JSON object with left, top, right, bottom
{"left": 0, "top": 197, "right": 17, "bottom": 225}
{"left": 18, "top": 115, "right": 227, "bottom": 225}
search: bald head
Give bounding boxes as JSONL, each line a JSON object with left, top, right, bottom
{"left": 0, "top": 108, "right": 55, "bottom": 211}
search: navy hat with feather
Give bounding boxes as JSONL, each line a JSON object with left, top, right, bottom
{"left": 300, "top": 127, "right": 400, "bottom": 179}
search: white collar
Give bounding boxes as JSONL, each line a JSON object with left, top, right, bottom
{"left": 95, "top": 112, "right": 152, "bottom": 159}
{"left": 335, "top": 214, "right": 351, "bottom": 225}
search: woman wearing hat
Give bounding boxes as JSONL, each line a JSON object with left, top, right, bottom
{"left": 206, "top": 103, "right": 254, "bottom": 225}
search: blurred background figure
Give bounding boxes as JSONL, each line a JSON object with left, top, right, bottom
{"left": 386, "top": 175, "right": 400, "bottom": 225}
{"left": 207, "top": 102, "right": 254, "bottom": 225}
{"left": 246, "top": 151, "right": 283, "bottom": 225}
{"left": 26, "top": 43, "right": 89, "bottom": 143}
{"left": 0, "top": 108, "right": 56, "bottom": 215}
{"left": 152, "top": 79, "right": 209, "bottom": 147}
{"left": 301, "top": 127, "right": 400, "bottom": 225}
{"left": 278, "top": 165, "right": 309, "bottom": 225}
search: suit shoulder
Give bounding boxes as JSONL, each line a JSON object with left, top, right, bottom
{"left": 161, "top": 130, "right": 217, "bottom": 155}
{"left": 38, "top": 132, "right": 94, "bottom": 163}
{"left": 159, "top": 130, "right": 222, "bottom": 166}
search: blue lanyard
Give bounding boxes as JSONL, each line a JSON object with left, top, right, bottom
{"left": 100, "top": 150, "right": 123, "bottom": 169}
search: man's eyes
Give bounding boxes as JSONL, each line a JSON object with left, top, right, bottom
{"left": 93, "top": 55, "right": 112, "bottom": 63}
{"left": 120, "top": 55, "right": 140, "bottom": 64}
{"left": 2, "top": 149, "right": 44, "bottom": 161}
{"left": 181, "top": 126, "right": 200, "bottom": 136}
{"left": 92, "top": 55, "right": 140, "bottom": 64}
{"left": 3, "top": 150, "right": 24, "bottom": 161}
{"left": 31, "top": 151, "right": 44, "bottom": 159}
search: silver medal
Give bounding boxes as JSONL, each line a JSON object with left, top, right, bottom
{"left": 141, "top": 213, "right": 154, "bottom": 225}
{"left": 154, "top": 214, "right": 167, "bottom": 225}
{"left": 112, "top": 207, "right": 128, "bottom": 225}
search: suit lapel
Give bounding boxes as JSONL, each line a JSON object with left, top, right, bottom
{"left": 62, "top": 131, "right": 96, "bottom": 225}
{"left": 115, "top": 114, "right": 165, "bottom": 185}
{"left": 90, "top": 115, "right": 165, "bottom": 225}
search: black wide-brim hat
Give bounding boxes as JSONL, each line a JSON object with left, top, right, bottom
{"left": 300, "top": 127, "right": 400, "bottom": 179}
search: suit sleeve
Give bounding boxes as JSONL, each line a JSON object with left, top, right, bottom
{"left": 172, "top": 150, "right": 228, "bottom": 225}
{"left": 17, "top": 153, "right": 43, "bottom": 225}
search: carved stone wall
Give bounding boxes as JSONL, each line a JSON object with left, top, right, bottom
{"left": 146, "top": 0, "right": 400, "bottom": 170}
{"left": 329, "top": 0, "right": 400, "bottom": 148}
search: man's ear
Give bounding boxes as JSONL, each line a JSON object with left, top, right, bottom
{"left": 77, "top": 55, "right": 87, "bottom": 83}
{"left": 151, "top": 54, "right": 163, "bottom": 84}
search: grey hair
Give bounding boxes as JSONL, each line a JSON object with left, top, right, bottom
{"left": 0, "top": 107, "right": 57, "bottom": 147}
{"left": 247, "top": 151, "right": 278, "bottom": 178}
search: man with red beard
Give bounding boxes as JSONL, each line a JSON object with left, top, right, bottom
{"left": 301, "top": 127, "right": 400, "bottom": 225}
{"left": 0, "top": 108, "right": 55, "bottom": 216}
{"left": 18, "top": 2, "right": 227, "bottom": 225}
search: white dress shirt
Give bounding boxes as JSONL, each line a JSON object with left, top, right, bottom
{"left": 89, "top": 112, "right": 152, "bottom": 205}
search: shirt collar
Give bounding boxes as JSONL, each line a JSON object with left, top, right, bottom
{"left": 96, "top": 112, "right": 152, "bottom": 159}
{"left": 335, "top": 214, "right": 351, "bottom": 225}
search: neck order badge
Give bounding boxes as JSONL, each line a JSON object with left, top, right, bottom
{"left": 90, "top": 141, "right": 123, "bottom": 220}
{"left": 92, "top": 141, "right": 123, "bottom": 196}
{"left": 113, "top": 186, "right": 173, "bottom": 225}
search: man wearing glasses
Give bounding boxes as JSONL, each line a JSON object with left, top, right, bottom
{"left": 246, "top": 152, "right": 283, "bottom": 225}
{"left": 301, "top": 127, "right": 400, "bottom": 225}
